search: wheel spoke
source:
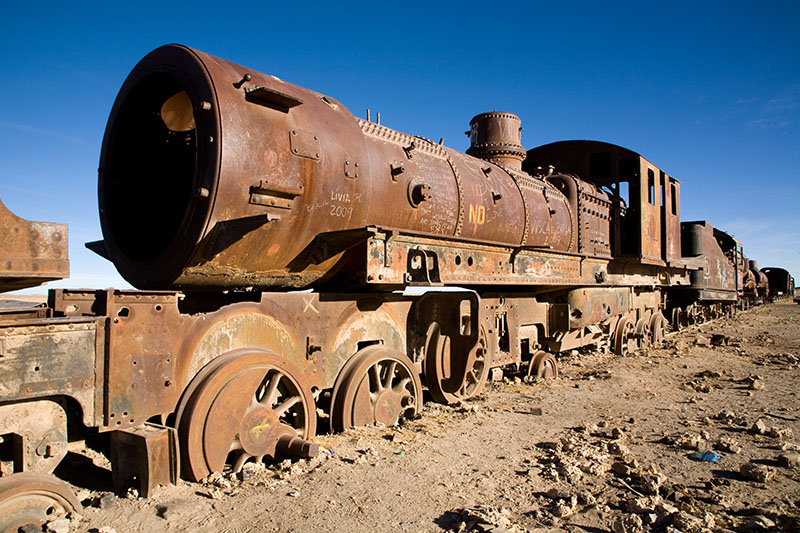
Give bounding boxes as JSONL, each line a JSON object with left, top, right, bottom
{"left": 369, "top": 363, "right": 383, "bottom": 392}
{"left": 393, "top": 376, "right": 411, "bottom": 394}
{"left": 274, "top": 395, "right": 301, "bottom": 417}
{"left": 232, "top": 452, "right": 252, "bottom": 473}
{"left": 383, "top": 361, "right": 397, "bottom": 389}
{"left": 260, "top": 371, "right": 282, "bottom": 407}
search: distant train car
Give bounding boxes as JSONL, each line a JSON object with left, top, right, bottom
{"left": 761, "top": 266, "right": 795, "bottom": 300}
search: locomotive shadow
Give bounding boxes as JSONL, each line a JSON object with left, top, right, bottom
{"left": 54, "top": 451, "right": 114, "bottom": 492}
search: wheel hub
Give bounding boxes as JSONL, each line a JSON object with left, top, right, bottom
{"left": 239, "top": 406, "right": 284, "bottom": 456}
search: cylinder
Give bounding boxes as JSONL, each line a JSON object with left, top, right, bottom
{"left": 97, "top": 45, "right": 572, "bottom": 290}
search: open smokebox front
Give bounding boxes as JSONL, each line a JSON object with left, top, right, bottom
{"left": 97, "top": 46, "right": 220, "bottom": 288}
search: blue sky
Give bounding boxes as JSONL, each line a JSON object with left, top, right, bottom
{"left": 2, "top": 1, "right": 798, "bottom": 293}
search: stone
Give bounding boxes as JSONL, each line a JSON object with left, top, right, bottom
{"left": 767, "top": 426, "right": 792, "bottom": 440}
{"left": 240, "top": 461, "right": 258, "bottom": 480}
{"left": 778, "top": 451, "right": 800, "bottom": 467}
{"left": 653, "top": 502, "right": 678, "bottom": 529}
{"left": 608, "top": 440, "right": 630, "bottom": 456}
{"left": 45, "top": 519, "right": 71, "bottom": 533}
{"left": 612, "top": 461, "right": 631, "bottom": 476}
{"left": 744, "top": 514, "right": 776, "bottom": 532}
{"left": 97, "top": 528, "right": 117, "bottom": 533}
{"left": 625, "top": 496, "right": 658, "bottom": 514}
{"left": 674, "top": 433, "right": 707, "bottom": 451}
{"left": 490, "top": 368, "right": 503, "bottom": 381}
{"left": 551, "top": 500, "right": 575, "bottom": 518}
{"left": 639, "top": 474, "right": 661, "bottom": 495}
{"left": 20, "top": 526, "right": 42, "bottom": 533}
{"left": 750, "top": 418, "right": 769, "bottom": 435}
{"left": 611, "top": 513, "right": 644, "bottom": 533}
{"left": 740, "top": 462, "right": 776, "bottom": 483}
{"left": 710, "top": 334, "right": 729, "bottom": 346}
{"left": 546, "top": 488, "right": 572, "bottom": 500}
{"left": 577, "top": 490, "right": 596, "bottom": 505}
{"left": 642, "top": 512, "right": 658, "bottom": 525}
{"left": 695, "top": 335, "right": 711, "bottom": 346}
{"left": 157, "top": 499, "right": 197, "bottom": 520}
{"left": 715, "top": 436, "right": 742, "bottom": 454}
{"left": 672, "top": 511, "right": 703, "bottom": 531}
{"left": 715, "top": 410, "right": 736, "bottom": 423}
{"left": 97, "top": 492, "right": 117, "bottom": 510}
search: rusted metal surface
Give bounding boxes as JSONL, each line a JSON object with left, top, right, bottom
{"left": 0, "top": 472, "right": 80, "bottom": 531}
{"left": 0, "top": 400, "right": 67, "bottom": 476}
{"left": 0, "top": 316, "right": 101, "bottom": 427}
{"left": 747, "top": 260, "right": 769, "bottom": 302}
{"left": 0, "top": 197, "right": 68, "bottom": 292}
{"left": 110, "top": 423, "right": 179, "bottom": 497}
{"left": 0, "top": 299, "right": 49, "bottom": 321}
{"left": 679, "top": 221, "right": 739, "bottom": 301}
{"left": 94, "top": 45, "right": 574, "bottom": 291}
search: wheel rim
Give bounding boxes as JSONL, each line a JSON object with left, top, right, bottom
{"left": 0, "top": 473, "right": 80, "bottom": 533}
{"left": 177, "top": 349, "right": 315, "bottom": 481}
{"left": 635, "top": 318, "right": 651, "bottom": 350}
{"left": 330, "top": 346, "right": 422, "bottom": 432}
{"left": 613, "top": 318, "right": 634, "bottom": 355}
{"left": 424, "top": 323, "right": 491, "bottom": 404}
{"left": 528, "top": 350, "right": 558, "bottom": 380}
{"left": 649, "top": 312, "right": 665, "bottom": 347}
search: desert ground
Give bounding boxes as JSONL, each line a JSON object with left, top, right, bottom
{"left": 49, "top": 301, "right": 800, "bottom": 532}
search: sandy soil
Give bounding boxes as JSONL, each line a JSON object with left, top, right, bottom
{"left": 56, "top": 302, "right": 800, "bottom": 532}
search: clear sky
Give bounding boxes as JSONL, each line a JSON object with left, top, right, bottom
{"left": 2, "top": 1, "right": 798, "bottom": 293}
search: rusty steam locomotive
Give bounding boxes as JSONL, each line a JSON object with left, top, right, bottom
{"left": 0, "top": 44, "right": 792, "bottom": 528}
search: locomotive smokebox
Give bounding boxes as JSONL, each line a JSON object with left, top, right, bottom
{"left": 466, "top": 112, "right": 526, "bottom": 170}
{"left": 98, "top": 45, "right": 221, "bottom": 289}
{"left": 95, "top": 45, "right": 573, "bottom": 291}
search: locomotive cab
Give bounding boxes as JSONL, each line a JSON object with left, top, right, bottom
{"left": 524, "top": 141, "right": 682, "bottom": 266}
